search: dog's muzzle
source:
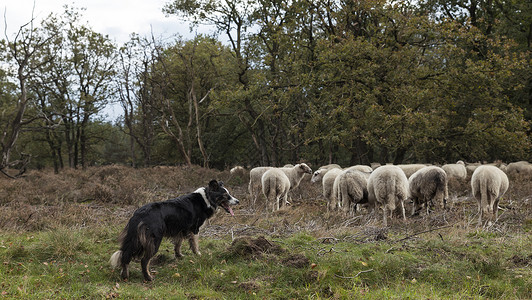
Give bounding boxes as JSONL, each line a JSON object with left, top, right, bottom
{"left": 221, "top": 193, "right": 239, "bottom": 216}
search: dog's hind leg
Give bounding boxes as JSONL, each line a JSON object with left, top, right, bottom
{"left": 121, "top": 264, "right": 130, "bottom": 281}
{"left": 188, "top": 234, "right": 201, "bottom": 256}
{"left": 141, "top": 254, "right": 154, "bottom": 282}
{"left": 140, "top": 233, "right": 161, "bottom": 282}
{"left": 141, "top": 240, "right": 161, "bottom": 282}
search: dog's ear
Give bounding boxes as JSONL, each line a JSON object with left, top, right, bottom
{"left": 208, "top": 180, "right": 220, "bottom": 191}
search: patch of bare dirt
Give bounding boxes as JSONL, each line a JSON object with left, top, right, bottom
{"left": 509, "top": 254, "right": 531, "bottom": 267}
{"left": 238, "top": 280, "right": 261, "bottom": 291}
{"left": 282, "top": 253, "right": 310, "bottom": 268}
{"left": 228, "top": 236, "right": 285, "bottom": 257}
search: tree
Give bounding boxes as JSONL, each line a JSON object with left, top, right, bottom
{"left": 0, "top": 14, "right": 55, "bottom": 177}
{"left": 28, "top": 7, "right": 117, "bottom": 169}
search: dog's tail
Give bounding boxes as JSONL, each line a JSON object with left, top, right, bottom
{"left": 109, "top": 250, "right": 123, "bottom": 268}
{"left": 109, "top": 223, "right": 136, "bottom": 269}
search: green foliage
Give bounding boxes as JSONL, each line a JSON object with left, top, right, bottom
{"left": 0, "top": 0, "right": 530, "bottom": 170}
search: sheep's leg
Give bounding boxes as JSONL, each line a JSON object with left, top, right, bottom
{"left": 493, "top": 197, "right": 500, "bottom": 220}
{"left": 382, "top": 206, "right": 388, "bottom": 227}
{"left": 410, "top": 198, "right": 417, "bottom": 216}
{"left": 400, "top": 200, "right": 406, "bottom": 221}
{"left": 477, "top": 200, "right": 483, "bottom": 227}
{"left": 342, "top": 194, "right": 350, "bottom": 214}
{"left": 279, "top": 194, "right": 285, "bottom": 209}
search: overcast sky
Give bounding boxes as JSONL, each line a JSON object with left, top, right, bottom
{"left": 1, "top": 0, "right": 211, "bottom": 44}
{"left": 2, "top": 0, "right": 216, "bottom": 121}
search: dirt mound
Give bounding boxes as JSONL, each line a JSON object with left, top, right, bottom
{"left": 509, "top": 254, "right": 531, "bottom": 267}
{"left": 228, "top": 236, "right": 285, "bottom": 257}
{"left": 282, "top": 253, "right": 310, "bottom": 268}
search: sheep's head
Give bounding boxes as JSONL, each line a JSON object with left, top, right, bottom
{"left": 311, "top": 170, "right": 322, "bottom": 183}
{"left": 296, "top": 163, "right": 312, "bottom": 175}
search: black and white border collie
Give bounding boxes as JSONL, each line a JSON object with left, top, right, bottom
{"left": 110, "top": 180, "right": 239, "bottom": 281}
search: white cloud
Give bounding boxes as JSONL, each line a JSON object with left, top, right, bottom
{"left": 1, "top": 0, "right": 212, "bottom": 44}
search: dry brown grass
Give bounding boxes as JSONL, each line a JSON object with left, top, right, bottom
{"left": 0, "top": 165, "right": 530, "bottom": 238}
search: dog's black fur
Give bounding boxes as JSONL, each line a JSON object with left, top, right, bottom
{"left": 110, "top": 180, "right": 239, "bottom": 281}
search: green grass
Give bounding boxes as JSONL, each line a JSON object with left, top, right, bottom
{"left": 1, "top": 226, "right": 530, "bottom": 299}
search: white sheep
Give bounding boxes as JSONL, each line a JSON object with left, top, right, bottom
{"left": 370, "top": 162, "right": 382, "bottom": 170}
{"left": 279, "top": 163, "right": 313, "bottom": 191}
{"left": 441, "top": 160, "right": 467, "bottom": 181}
{"left": 344, "top": 165, "right": 373, "bottom": 173}
{"left": 230, "top": 165, "right": 245, "bottom": 174}
{"left": 332, "top": 170, "right": 370, "bottom": 215}
{"left": 505, "top": 161, "right": 532, "bottom": 177}
{"left": 466, "top": 162, "right": 481, "bottom": 175}
{"left": 367, "top": 165, "right": 409, "bottom": 227}
{"left": 261, "top": 168, "right": 291, "bottom": 212}
{"left": 396, "top": 164, "right": 429, "bottom": 178}
{"left": 408, "top": 166, "right": 449, "bottom": 216}
{"left": 322, "top": 168, "right": 343, "bottom": 210}
{"left": 471, "top": 165, "right": 509, "bottom": 226}
{"left": 248, "top": 166, "right": 273, "bottom": 206}
{"left": 310, "top": 164, "right": 341, "bottom": 183}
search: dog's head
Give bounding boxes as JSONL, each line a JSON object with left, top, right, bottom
{"left": 206, "top": 180, "right": 239, "bottom": 216}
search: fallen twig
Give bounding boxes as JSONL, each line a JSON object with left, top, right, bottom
{"left": 318, "top": 237, "right": 339, "bottom": 244}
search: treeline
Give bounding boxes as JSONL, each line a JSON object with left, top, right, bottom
{"left": 0, "top": 0, "right": 530, "bottom": 174}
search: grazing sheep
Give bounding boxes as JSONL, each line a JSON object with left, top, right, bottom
{"left": 332, "top": 170, "right": 370, "bottom": 214}
{"left": 310, "top": 164, "right": 342, "bottom": 183}
{"left": 322, "top": 168, "right": 343, "bottom": 210}
{"left": 396, "top": 164, "right": 429, "bottom": 178}
{"left": 344, "top": 165, "right": 373, "bottom": 173}
{"left": 471, "top": 165, "right": 509, "bottom": 225}
{"left": 505, "top": 161, "right": 532, "bottom": 177}
{"left": 230, "top": 166, "right": 247, "bottom": 179}
{"left": 466, "top": 162, "right": 481, "bottom": 175}
{"left": 370, "top": 162, "right": 382, "bottom": 170}
{"left": 367, "top": 165, "right": 409, "bottom": 227}
{"left": 248, "top": 167, "right": 273, "bottom": 206}
{"left": 442, "top": 160, "right": 467, "bottom": 181}
{"left": 498, "top": 163, "right": 507, "bottom": 173}
{"left": 261, "top": 169, "right": 291, "bottom": 212}
{"left": 230, "top": 166, "right": 245, "bottom": 174}
{"left": 408, "top": 166, "right": 449, "bottom": 216}
{"left": 279, "top": 163, "right": 313, "bottom": 191}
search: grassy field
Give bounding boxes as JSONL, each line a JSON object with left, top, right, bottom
{"left": 0, "top": 165, "right": 531, "bottom": 299}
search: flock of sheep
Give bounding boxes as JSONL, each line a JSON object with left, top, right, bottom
{"left": 241, "top": 160, "right": 532, "bottom": 227}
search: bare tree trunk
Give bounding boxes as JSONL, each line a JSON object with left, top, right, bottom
{"left": 160, "top": 97, "right": 192, "bottom": 166}
{"left": 191, "top": 82, "right": 210, "bottom": 168}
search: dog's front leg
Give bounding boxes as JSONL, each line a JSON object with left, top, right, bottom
{"left": 173, "top": 236, "right": 184, "bottom": 258}
{"left": 188, "top": 234, "right": 201, "bottom": 256}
